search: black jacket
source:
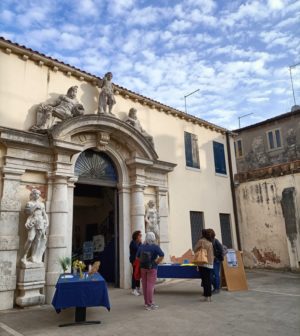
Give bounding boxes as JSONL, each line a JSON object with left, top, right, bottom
{"left": 213, "top": 238, "right": 224, "bottom": 262}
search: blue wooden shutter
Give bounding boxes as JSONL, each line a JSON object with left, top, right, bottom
{"left": 213, "top": 141, "right": 227, "bottom": 174}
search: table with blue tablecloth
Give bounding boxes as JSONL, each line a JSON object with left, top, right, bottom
{"left": 157, "top": 264, "right": 202, "bottom": 278}
{"left": 52, "top": 272, "right": 110, "bottom": 327}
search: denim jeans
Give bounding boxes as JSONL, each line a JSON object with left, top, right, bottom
{"left": 212, "top": 259, "right": 221, "bottom": 290}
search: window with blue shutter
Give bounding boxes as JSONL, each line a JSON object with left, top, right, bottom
{"left": 184, "top": 132, "right": 200, "bottom": 169}
{"left": 213, "top": 141, "right": 227, "bottom": 175}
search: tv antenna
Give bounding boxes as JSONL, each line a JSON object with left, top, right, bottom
{"left": 289, "top": 62, "right": 300, "bottom": 106}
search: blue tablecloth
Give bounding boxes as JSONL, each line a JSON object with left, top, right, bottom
{"left": 52, "top": 273, "right": 110, "bottom": 313}
{"left": 157, "top": 264, "right": 202, "bottom": 278}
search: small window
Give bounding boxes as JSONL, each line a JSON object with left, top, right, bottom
{"left": 219, "top": 213, "right": 233, "bottom": 248}
{"left": 213, "top": 141, "right": 227, "bottom": 175}
{"left": 234, "top": 139, "right": 243, "bottom": 158}
{"left": 184, "top": 132, "right": 200, "bottom": 169}
{"left": 190, "top": 211, "right": 204, "bottom": 251}
{"left": 267, "top": 129, "right": 282, "bottom": 150}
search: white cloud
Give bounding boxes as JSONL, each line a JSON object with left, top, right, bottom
{"left": 169, "top": 20, "right": 192, "bottom": 32}
{"left": 268, "top": 0, "right": 285, "bottom": 10}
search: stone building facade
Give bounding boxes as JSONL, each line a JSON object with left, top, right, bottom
{"left": 0, "top": 37, "right": 238, "bottom": 310}
{"left": 234, "top": 108, "right": 300, "bottom": 270}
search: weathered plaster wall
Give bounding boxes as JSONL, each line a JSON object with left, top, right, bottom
{"left": 236, "top": 173, "right": 300, "bottom": 269}
{"left": 0, "top": 48, "right": 237, "bottom": 261}
{"left": 235, "top": 114, "right": 300, "bottom": 172}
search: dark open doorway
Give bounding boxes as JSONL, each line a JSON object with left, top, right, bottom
{"left": 72, "top": 183, "right": 119, "bottom": 286}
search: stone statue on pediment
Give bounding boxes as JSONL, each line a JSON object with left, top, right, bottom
{"left": 125, "top": 108, "right": 154, "bottom": 147}
{"left": 21, "top": 189, "right": 49, "bottom": 265}
{"left": 30, "top": 86, "right": 84, "bottom": 132}
{"left": 98, "top": 72, "right": 116, "bottom": 115}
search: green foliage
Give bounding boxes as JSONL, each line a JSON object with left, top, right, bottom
{"left": 59, "top": 256, "right": 71, "bottom": 273}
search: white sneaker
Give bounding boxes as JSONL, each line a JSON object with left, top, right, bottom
{"left": 132, "top": 289, "right": 140, "bottom": 296}
{"left": 150, "top": 304, "right": 159, "bottom": 310}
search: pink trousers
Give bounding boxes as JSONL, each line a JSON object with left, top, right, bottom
{"left": 141, "top": 268, "right": 157, "bottom": 306}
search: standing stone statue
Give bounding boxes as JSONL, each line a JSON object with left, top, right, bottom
{"left": 145, "top": 200, "right": 160, "bottom": 241}
{"left": 98, "top": 72, "right": 116, "bottom": 114}
{"left": 125, "top": 108, "right": 154, "bottom": 147}
{"left": 31, "top": 86, "right": 84, "bottom": 132}
{"left": 21, "top": 189, "right": 49, "bottom": 265}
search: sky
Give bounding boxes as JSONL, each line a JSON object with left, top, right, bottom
{"left": 0, "top": 0, "right": 300, "bottom": 130}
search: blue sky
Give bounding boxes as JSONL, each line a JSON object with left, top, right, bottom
{"left": 1, "top": 0, "right": 299, "bottom": 129}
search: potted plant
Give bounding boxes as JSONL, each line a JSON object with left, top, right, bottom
{"left": 59, "top": 256, "right": 71, "bottom": 275}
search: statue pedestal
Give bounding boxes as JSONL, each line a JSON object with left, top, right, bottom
{"left": 16, "top": 263, "right": 45, "bottom": 307}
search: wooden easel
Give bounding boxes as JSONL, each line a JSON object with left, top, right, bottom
{"left": 221, "top": 250, "right": 248, "bottom": 291}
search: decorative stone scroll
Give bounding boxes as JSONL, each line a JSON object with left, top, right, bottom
{"left": 30, "top": 86, "right": 84, "bottom": 132}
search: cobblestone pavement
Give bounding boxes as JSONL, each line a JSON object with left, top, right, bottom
{"left": 0, "top": 270, "right": 299, "bottom": 336}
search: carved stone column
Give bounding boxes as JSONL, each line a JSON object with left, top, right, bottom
{"left": 118, "top": 185, "right": 131, "bottom": 289}
{"left": 0, "top": 167, "right": 24, "bottom": 310}
{"left": 45, "top": 175, "right": 69, "bottom": 303}
{"left": 157, "top": 187, "right": 170, "bottom": 262}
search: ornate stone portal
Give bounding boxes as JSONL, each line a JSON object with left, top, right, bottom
{"left": 1, "top": 108, "right": 175, "bottom": 309}
{"left": 16, "top": 189, "right": 48, "bottom": 307}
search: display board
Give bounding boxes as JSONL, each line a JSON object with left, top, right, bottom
{"left": 221, "top": 249, "right": 248, "bottom": 291}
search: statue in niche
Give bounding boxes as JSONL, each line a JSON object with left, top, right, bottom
{"left": 21, "top": 189, "right": 49, "bottom": 265}
{"left": 125, "top": 108, "right": 154, "bottom": 147}
{"left": 31, "top": 86, "right": 84, "bottom": 132}
{"left": 98, "top": 72, "right": 116, "bottom": 114}
{"left": 145, "top": 200, "right": 160, "bottom": 241}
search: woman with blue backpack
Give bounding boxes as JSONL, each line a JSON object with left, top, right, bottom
{"left": 136, "top": 232, "right": 164, "bottom": 310}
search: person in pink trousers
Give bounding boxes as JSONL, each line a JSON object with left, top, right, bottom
{"left": 136, "top": 232, "right": 164, "bottom": 310}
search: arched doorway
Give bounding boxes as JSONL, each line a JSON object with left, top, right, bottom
{"left": 73, "top": 149, "right": 119, "bottom": 286}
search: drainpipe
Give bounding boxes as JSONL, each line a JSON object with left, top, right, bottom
{"left": 226, "top": 131, "right": 242, "bottom": 251}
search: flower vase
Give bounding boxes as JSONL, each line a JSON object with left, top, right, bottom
{"left": 73, "top": 267, "right": 78, "bottom": 276}
{"left": 79, "top": 269, "right": 83, "bottom": 279}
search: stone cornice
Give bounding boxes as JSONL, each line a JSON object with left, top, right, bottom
{"left": 0, "top": 37, "right": 231, "bottom": 135}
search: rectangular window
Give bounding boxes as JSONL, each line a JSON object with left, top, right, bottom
{"left": 184, "top": 132, "right": 200, "bottom": 169}
{"left": 190, "top": 211, "right": 204, "bottom": 251}
{"left": 234, "top": 139, "right": 243, "bottom": 158}
{"left": 219, "top": 213, "right": 233, "bottom": 248}
{"left": 213, "top": 141, "right": 227, "bottom": 175}
{"left": 267, "top": 129, "right": 282, "bottom": 150}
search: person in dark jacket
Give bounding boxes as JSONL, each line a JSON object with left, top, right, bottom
{"left": 129, "top": 230, "right": 142, "bottom": 296}
{"left": 208, "top": 229, "right": 224, "bottom": 294}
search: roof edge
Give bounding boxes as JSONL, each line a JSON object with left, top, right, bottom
{"left": 0, "top": 36, "right": 229, "bottom": 134}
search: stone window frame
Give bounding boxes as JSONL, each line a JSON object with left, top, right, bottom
{"left": 266, "top": 128, "right": 283, "bottom": 151}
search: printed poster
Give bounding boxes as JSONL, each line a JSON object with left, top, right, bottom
{"left": 83, "top": 241, "right": 94, "bottom": 260}
{"left": 226, "top": 249, "right": 238, "bottom": 267}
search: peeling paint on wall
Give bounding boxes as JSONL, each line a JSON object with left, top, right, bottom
{"left": 252, "top": 247, "right": 281, "bottom": 264}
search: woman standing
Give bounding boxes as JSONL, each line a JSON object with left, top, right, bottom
{"left": 194, "top": 229, "right": 214, "bottom": 302}
{"left": 136, "top": 232, "right": 164, "bottom": 310}
{"left": 129, "top": 230, "right": 142, "bottom": 296}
